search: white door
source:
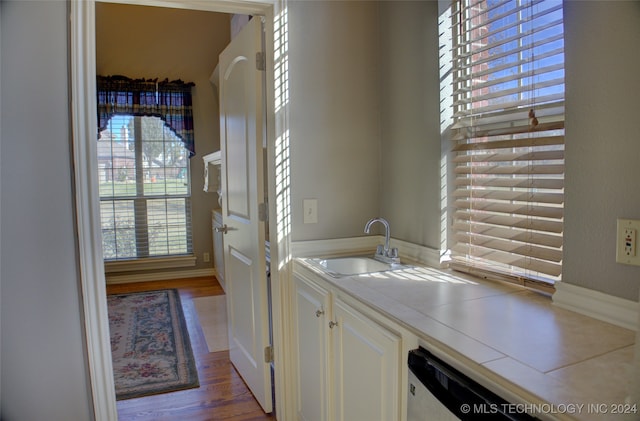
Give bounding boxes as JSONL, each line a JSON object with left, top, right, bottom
{"left": 218, "top": 16, "right": 272, "bottom": 413}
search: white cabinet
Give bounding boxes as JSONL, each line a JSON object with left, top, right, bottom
{"left": 332, "top": 296, "right": 400, "bottom": 421}
{"left": 293, "top": 274, "right": 331, "bottom": 421}
{"left": 293, "top": 270, "right": 401, "bottom": 421}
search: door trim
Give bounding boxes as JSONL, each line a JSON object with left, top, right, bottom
{"left": 69, "top": 1, "right": 290, "bottom": 419}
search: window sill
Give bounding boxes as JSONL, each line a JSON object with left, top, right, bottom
{"left": 104, "top": 255, "right": 197, "bottom": 274}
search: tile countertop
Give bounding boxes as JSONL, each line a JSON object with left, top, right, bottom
{"left": 295, "top": 259, "right": 639, "bottom": 421}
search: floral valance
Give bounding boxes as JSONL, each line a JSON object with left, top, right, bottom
{"left": 97, "top": 75, "right": 196, "bottom": 157}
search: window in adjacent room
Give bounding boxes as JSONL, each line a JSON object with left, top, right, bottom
{"left": 98, "top": 115, "right": 192, "bottom": 260}
{"left": 440, "top": 0, "right": 565, "bottom": 288}
{"left": 96, "top": 75, "right": 196, "bottom": 261}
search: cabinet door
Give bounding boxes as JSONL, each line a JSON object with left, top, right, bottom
{"left": 293, "top": 275, "right": 331, "bottom": 421}
{"left": 332, "top": 297, "right": 400, "bottom": 421}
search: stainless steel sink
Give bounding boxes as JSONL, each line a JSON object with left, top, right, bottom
{"left": 306, "top": 256, "right": 407, "bottom": 277}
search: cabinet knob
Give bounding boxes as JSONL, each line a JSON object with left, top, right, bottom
{"left": 329, "top": 321, "right": 338, "bottom": 329}
{"left": 315, "top": 309, "right": 325, "bottom": 318}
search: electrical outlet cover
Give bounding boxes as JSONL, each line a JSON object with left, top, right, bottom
{"left": 616, "top": 219, "right": 640, "bottom": 266}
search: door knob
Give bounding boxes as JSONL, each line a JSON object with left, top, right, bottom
{"left": 215, "top": 224, "right": 229, "bottom": 234}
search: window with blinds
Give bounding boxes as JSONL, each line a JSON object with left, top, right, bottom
{"left": 98, "top": 115, "right": 192, "bottom": 260}
{"left": 443, "top": 0, "right": 565, "bottom": 285}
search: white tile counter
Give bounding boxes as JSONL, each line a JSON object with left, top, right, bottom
{"left": 295, "top": 259, "right": 638, "bottom": 421}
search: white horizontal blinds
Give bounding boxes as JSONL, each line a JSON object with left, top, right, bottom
{"left": 98, "top": 115, "right": 192, "bottom": 260}
{"left": 449, "top": 0, "right": 565, "bottom": 283}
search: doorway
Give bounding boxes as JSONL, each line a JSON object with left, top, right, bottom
{"left": 95, "top": 3, "right": 233, "bottom": 273}
{"left": 69, "top": 1, "right": 289, "bottom": 420}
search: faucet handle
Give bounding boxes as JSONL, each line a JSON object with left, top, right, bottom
{"left": 387, "top": 247, "right": 398, "bottom": 258}
{"left": 376, "top": 245, "right": 384, "bottom": 255}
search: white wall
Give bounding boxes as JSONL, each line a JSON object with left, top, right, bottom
{"left": 286, "top": 0, "right": 445, "bottom": 251}
{"left": 379, "top": 1, "right": 442, "bottom": 250}
{"left": 563, "top": 1, "right": 640, "bottom": 301}
{"left": 0, "top": 1, "right": 93, "bottom": 420}
{"left": 288, "top": 0, "right": 381, "bottom": 241}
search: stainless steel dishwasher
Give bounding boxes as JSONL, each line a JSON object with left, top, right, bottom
{"left": 407, "top": 347, "right": 538, "bottom": 420}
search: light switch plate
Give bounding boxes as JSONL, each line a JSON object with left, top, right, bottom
{"left": 303, "top": 199, "right": 318, "bottom": 224}
{"left": 616, "top": 219, "right": 640, "bottom": 266}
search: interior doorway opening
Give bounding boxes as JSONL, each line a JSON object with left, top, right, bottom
{"left": 70, "top": 1, "right": 290, "bottom": 419}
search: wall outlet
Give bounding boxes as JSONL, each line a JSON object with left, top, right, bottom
{"left": 616, "top": 219, "right": 640, "bottom": 266}
{"left": 203, "top": 252, "right": 210, "bottom": 263}
{"left": 624, "top": 228, "right": 636, "bottom": 256}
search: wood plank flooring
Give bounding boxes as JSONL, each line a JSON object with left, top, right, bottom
{"left": 106, "top": 276, "right": 275, "bottom": 421}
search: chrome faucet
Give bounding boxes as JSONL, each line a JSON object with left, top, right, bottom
{"left": 364, "top": 217, "right": 400, "bottom": 264}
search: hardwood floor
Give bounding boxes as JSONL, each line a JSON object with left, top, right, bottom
{"left": 106, "top": 276, "right": 275, "bottom": 421}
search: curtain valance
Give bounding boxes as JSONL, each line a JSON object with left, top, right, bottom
{"left": 97, "top": 75, "right": 196, "bottom": 157}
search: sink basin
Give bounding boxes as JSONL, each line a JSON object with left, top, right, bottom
{"left": 306, "top": 256, "right": 406, "bottom": 277}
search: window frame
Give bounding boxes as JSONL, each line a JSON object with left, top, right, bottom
{"left": 98, "top": 114, "right": 194, "bottom": 263}
{"left": 441, "top": 0, "right": 565, "bottom": 289}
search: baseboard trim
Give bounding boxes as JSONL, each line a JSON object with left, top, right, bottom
{"left": 106, "top": 268, "right": 216, "bottom": 285}
{"left": 552, "top": 281, "right": 639, "bottom": 331}
{"left": 104, "top": 255, "right": 197, "bottom": 273}
{"left": 291, "top": 237, "right": 443, "bottom": 268}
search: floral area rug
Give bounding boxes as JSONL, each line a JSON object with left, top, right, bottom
{"left": 108, "top": 289, "right": 199, "bottom": 400}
